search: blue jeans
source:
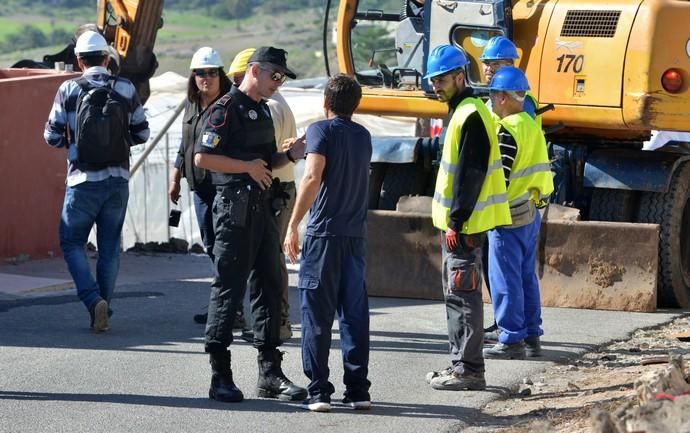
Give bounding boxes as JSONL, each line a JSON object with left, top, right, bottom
{"left": 59, "top": 177, "right": 129, "bottom": 311}
{"left": 192, "top": 181, "right": 216, "bottom": 262}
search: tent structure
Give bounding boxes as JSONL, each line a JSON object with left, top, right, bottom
{"left": 121, "top": 71, "right": 416, "bottom": 251}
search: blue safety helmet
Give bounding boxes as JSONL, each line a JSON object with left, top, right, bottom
{"left": 424, "top": 44, "right": 469, "bottom": 79}
{"left": 479, "top": 36, "right": 519, "bottom": 61}
{"left": 487, "top": 66, "right": 530, "bottom": 92}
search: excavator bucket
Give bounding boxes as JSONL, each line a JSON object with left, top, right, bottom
{"left": 537, "top": 212, "right": 660, "bottom": 313}
{"left": 365, "top": 202, "right": 660, "bottom": 313}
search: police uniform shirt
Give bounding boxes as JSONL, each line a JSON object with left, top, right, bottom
{"left": 196, "top": 85, "right": 276, "bottom": 175}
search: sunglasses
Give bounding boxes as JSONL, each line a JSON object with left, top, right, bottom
{"left": 194, "top": 69, "right": 219, "bottom": 78}
{"left": 258, "top": 66, "right": 288, "bottom": 83}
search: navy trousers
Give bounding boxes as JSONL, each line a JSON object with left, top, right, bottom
{"left": 299, "top": 235, "right": 371, "bottom": 398}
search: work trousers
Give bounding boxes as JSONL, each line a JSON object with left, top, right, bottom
{"left": 299, "top": 235, "right": 371, "bottom": 397}
{"left": 205, "top": 187, "right": 282, "bottom": 353}
{"left": 487, "top": 212, "right": 543, "bottom": 345}
{"left": 441, "top": 232, "right": 485, "bottom": 375}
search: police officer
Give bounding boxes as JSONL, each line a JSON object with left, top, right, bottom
{"left": 194, "top": 46, "right": 307, "bottom": 403}
{"left": 423, "top": 45, "right": 511, "bottom": 391}
{"left": 483, "top": 67, "right": 553, "bottom": 359}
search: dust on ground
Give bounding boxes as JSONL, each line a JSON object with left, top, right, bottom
{"left": 462, "top": 314, "right": 690, "bottom": 433}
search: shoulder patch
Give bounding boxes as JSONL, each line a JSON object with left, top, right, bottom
{"left": 217, "top": 94, "right": 232, "bottom": 107}
{"left": 201, "top": 131, "right": 221, "bottom": 148}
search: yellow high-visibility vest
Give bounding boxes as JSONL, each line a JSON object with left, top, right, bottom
{"left": 432, "top": 96, "right": 512, "bottom": 234}
{"left": 499, "top": 112, "right": 554, "bottom": 207}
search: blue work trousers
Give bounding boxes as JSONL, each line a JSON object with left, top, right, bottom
{"left": 487, "top": 212, "right": 544, "bottom": 344}
{"left": 59, "top": 177, "right": 129, "bottom": 311}
{"left": 299, "top": 235, "right": 371, "bottom": 398}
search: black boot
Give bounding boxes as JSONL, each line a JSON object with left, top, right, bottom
{"left": 209, "top": 350, "right": 244, "bottom": 402}
{"left": 256, "top": 349, "right": 307, "bottom": 401}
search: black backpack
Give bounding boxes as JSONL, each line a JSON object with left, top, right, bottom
{"left": 73, "top": 77, "right": 131, "bottom": 167}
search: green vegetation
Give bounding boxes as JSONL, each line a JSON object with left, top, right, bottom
{"left": 0, "top": 0, "right": 407, "bottom": 79}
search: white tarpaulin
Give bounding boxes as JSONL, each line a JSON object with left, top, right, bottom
{"left": 120, "top": 72, "right": 416, "bottom": 250}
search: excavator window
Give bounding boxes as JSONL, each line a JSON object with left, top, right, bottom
{"left": 350, "top": 0, "right": 424, "bottom": 89}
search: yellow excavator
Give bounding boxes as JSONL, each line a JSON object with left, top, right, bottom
{"left": 323, "top": 0, "right": 690, "bottom": 310}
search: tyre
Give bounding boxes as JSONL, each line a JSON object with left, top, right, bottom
{"left": 378, "top": 162, "right": 428, "bottom": 211}
{"left": 588, "top": 188, "right": 637, "bottom": 222}
{"left": 635, "top": 161, "right": 690, "bottom": 307}
{"left": 368, "top": 163, "right": 385, "bottom": 209}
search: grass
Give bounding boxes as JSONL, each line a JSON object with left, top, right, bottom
{"left": 0, "top": 6, "right": 330, "bottom": 78}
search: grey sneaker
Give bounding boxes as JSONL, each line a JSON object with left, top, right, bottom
{"left": 280, "top": 320, "right": 293, "bottom": 341}
{"left": 91, "top": 299, "right": 109, "bottom": 333}
{"left": 425, "top": 366, "right": 453, "bottom": 384}
{"left": 430, "top": 371, "right": 486, "bottom": 391}
{"left": 483, "top": 342, "right": 526, "bottom": 360}
{"left": 525, "top": 336, "right": 542, "bottom": 357}
{"left": 484, "top": 329, "right": 501, "bottom": 344}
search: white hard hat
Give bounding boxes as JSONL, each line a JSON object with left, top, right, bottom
{"left": 74, "top": 30, "right": 109, "bottom": 55}
{"left": 190, "top": 47, "right": 224, "bottom": 69}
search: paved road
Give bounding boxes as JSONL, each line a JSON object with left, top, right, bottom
{"left": 0, "top": 253, "right": 683, "bottom": 433}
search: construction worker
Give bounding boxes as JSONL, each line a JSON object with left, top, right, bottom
{"left": 425, "top": 44, "right": 511, "bottom": 391}
{"left": 226, "top": 47, "right": 298, "bottom": 343}
{"left": 194, "top": 46, "right": 307, "bottom": 403}
{"left": 480, "top": 34, "right": 541, "bottom": 341}
{"left": 44, "top": 31, "right": 150, "bottom": 332}
{"left": 480, "top": 35, "right": 538, "bottom": 122}
{"left": 483, "top": 66, "right": 554, "bottom": 359}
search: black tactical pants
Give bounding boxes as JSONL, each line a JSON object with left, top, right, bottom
{"left": 205, "top": 185, "right": 282, "bottom": 353}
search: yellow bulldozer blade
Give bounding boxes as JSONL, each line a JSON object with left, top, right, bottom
{"left": 365, "top": 203, "right": 660, "bottom": 313}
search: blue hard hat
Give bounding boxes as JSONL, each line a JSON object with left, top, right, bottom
{"left": 487, "top": 66, "right": 530, "bottom": 91}
{"left": 479, "top": 36, "right": 519, "bottom": 61}
{"left": 424, "top": 44, "right": 469, "bottom": 79}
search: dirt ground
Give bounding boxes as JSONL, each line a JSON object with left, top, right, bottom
{"left": 462, "top": 314, "right": 690, "bottom": 433}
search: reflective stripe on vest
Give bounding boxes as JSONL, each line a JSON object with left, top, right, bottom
{"left": 431, "top": 96, "right": 512, "bottom": 234}
{"left": 499, "top": 112, "right": 554, "bottom": 207}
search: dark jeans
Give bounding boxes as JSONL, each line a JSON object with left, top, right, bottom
{"left": 441, "top": 232, "right": 485, "bottom": 375}
{"left": 192, "top": 181, "right": 216, "bottom": 262}
{"left": 205, "top": 188, "right": 282, "bottom": 353}
{"left": 299, "top": 235, "right": 370, "bottom": 397}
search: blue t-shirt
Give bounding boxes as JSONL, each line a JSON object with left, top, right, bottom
{"left": 305, "top": 116, "right": 372, "bottom": 238}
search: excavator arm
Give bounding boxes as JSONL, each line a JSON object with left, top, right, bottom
{"left": 97, "top": 0, "right": 164, "bottom": 103}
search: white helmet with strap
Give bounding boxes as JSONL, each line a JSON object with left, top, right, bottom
{"left": 190, "top": 47, "right": 224, "bottom": 69}
{"left": 74, "top": 30, "right": 109, "bottom": 56}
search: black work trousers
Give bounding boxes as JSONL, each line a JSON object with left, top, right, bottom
{"left": 205, "top": 186, "right": 282, "bottom": 353}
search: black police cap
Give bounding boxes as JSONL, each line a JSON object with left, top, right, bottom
{"left": 248, "top": 46, "right": 297, "bottom": 79}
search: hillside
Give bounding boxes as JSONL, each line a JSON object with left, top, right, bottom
{"left": 0, "top": 1, "right": 339, "bottom": 79}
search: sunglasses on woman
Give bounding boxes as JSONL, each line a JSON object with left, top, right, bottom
{"left": 258, "top": 66, "right": 288, "bottom": 83}
{"left": 194, "top": 69, "right": 220, "bottom": 78}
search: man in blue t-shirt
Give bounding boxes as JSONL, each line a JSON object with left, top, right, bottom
{"left": 284, "top": 74, "right": 372, "bottom": 413}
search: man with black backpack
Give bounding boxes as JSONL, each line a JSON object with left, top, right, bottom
{"left": 44, "top": 30, "right": 150, "bottom": 333}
